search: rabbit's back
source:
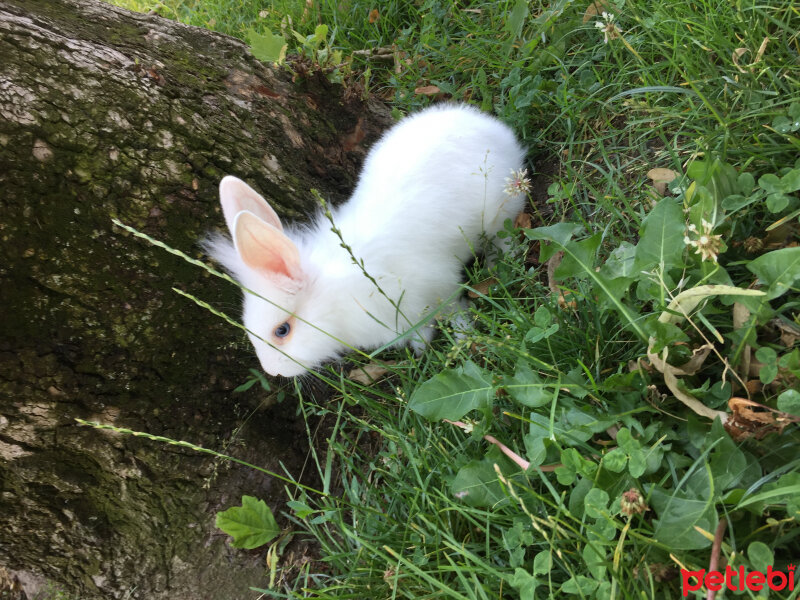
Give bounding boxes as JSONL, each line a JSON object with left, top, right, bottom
{"left": 334, "top": 104, "right": 526, "bottom": 262}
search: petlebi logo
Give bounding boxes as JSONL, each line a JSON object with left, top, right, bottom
{"left": 681, "top": 564, "right": 796, "bottom": 596}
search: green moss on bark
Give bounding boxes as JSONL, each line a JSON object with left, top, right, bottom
{"left": 0, "top": 0, "right": 392, "bottom": 598}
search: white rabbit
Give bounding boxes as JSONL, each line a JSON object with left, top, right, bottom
{"left": 208, "top": 104, "right": 527, "bottom": 377}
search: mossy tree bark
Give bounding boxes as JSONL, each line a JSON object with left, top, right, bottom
{"left": 0, "top": 1, "right": 392, "bottom": 598}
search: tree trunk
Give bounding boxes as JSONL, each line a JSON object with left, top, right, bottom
{"left": 0, "top": 1, "right": 392, "bottom": 598}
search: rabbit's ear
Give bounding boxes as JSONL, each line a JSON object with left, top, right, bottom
{"left": 233, "top": 211, "right": 301, "bottom": 281}
{"left": 220, "top": 176, "right": 283, "bottom": 233}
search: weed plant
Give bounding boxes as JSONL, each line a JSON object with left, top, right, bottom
{"left": 101, "top": 0, "right": 799, "bottom": 597}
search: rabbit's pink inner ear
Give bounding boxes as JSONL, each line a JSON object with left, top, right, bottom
{"left": 233, "top": 211, "right": 301, "bottom": 280}
{"left": 220, "top": 176, "right": 283, "bottom": 233}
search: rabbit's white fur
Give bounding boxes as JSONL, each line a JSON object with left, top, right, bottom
{"left": 209, "top": 104, "right": 527, "bottom": 376}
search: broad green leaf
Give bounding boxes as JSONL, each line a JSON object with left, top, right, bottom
{"left": 686, "top": 184, "right": 718, "bottom": 227}
{"left": 756, "top": 346, "right": 778, "bottom": 384}
{"left": 650, "top": 484, "right": 717, "bottom": 550}
{"left": 555, "top": 234, "right": 602, "bottom": 279}
{"left": 451, "top": 458, "right": 507, "bottom": 507}
{"left": 561, "top": 575, "right": 599, "bottom": 595}
{"left": 584, "top": 488, "right": 610, "bottom": 520}
{"left": 707, "top": 420, "right": 746, "bottom": 490}
{"left": 773, "top": 115, "right": 795, "bottom": 133}
{"left": 628, "top": 449, "right": 647, "bottom": 478}
{"left": 781, "top": 349, "right": 800, "bottom": 378}
{"left": 505, "top": 0, "right": 529, "bottom": 40}
{"left": 759, "top": 173, "right": 782, "bottom": 194}
{"left": 525, "top": 222, "right": 584, "bottom": 248}
{"left": 778, "top": 389, "right": 800, "bottom": 416}
{"left": 313, "top": 24, "right": 328, "bottom": 43}
{"left": 509, "top": 568, "right": 538, "bottom": 600}
{"left": 602, "top": 448, "right": 627, "bottom": 473}
{"left": 246, "top": 29, "right": 287, "bottom": 64}
{"left": 505, "top": 362, "right": 552, "bottom": 408}
{"left": 635, "top": 197, "right": 685, "bottom": 271}
{"left": 766, "top": 192, "right": 791, "bottom": 213}
{"left": 583, "top": 543, "right": 606, "bottom": 579}
{"left": 737, "top": 172, "right": 756, "bottom": 194}
{"left": 309, "top": 511, "right": 335, "bottom": 525}
{"left": 748, "top": 541, "right": 773, "bottom": 572}
{"left": 524, "top": 323, "right": 558, "bottom": 344}
{"left": 759, "top": 168, "right": 800, "bottom": 194}
{"left": 557, "top": 448, "right": 595, "bottom": 485}
{"left": 529, "top": 224, "right": 646, "bottom": 339}
{"left": 721, "top": 194, "right": 759, "bottom": 212}
{"left": 215, "top": 495, "right": 280, "bottom": 549}
{"left": 287, "top": 500, "right": 315, "bottom": 519}
{"left": 523, "top": 431, "right": 548, "bottom": 466}
{"left": 408, "top": 360, "right": 492, "bottom": 420}
{"left": 533, "top": 305, "right": 553, "bottom": 328}
{"left": 600, "top": 241, "right": 637, "bottom": 279}
{"left": 747, "top": 247, "right": 800, "bottom": 300}
{"left": 687, "top": 158, "right": 738, "bottom": 199}
{"left": 782, "top": 168, "right": 800, "bottom": 191}
{"left": 533, "top": 551, "right": 552, "bottom": 575}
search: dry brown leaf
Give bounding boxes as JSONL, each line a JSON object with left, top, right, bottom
{"left": 546, "top": 251, "right": 563, "bottom": 295}
{"left": 732, "top": 38, "right": 770, "bottom": 74}
{"left": 368, "top": 8, "right": 380, "bottom": 23}
{"left": 645, "top": 285, "right": 765, "bottom": 422}
{"left": 755, "top": 36, "right": 770, "bottom": 62}
{"left": 744, "top": 379, "right": 762, "bottom": 395}
{"left": 729, "top": 397, "right": 777, "bottom": 425}
{"left": 647, "top": 345, "right": 727, "bottom": 422}
{"left": 414, "top": 85, "right": 441, "bottom": 96}
{"left": 763, "top": 223, "right": 794, "bottom": 249}
{"left": 647, "top": 168, "right": 678, "bottom": 182}
{"left": 679, "top": 344, "right": 714, "bottom": 375}
{"left": 348, "top": 361, "right": 395, "bottom": 385}
{"left": 726, "top": 396, "right": 797, "bottom": 441}
{"left": 514, "top": 212, "right": 532, "bottom": 229}
{"left": 732, "top": 48, "right": 750, "bottom": 73}
{"left": 582, "top": 0, "right": 611, "bottom": 23}
{"left": 772, "top": 318, "right": 800, "bottom": 348}
{"left": 647, "top": 168, "right": 678, "bottom": 196}
{"left": 558, "top": 295, "right": 577, "bottom": 310}
{"left": 468, "top": 277, "right": 498, "bottom": 298}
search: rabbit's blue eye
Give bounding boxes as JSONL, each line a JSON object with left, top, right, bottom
{"left": 274, "top": 322, "right": 291, "bottom": 338}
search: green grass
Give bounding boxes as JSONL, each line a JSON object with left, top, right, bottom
{"left": 104, "top": 0, "right": 800, "bottom": 597}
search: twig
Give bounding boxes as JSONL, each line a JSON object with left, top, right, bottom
{"left": 706, "top": 519, "right": 727, "bottom": 600}
{"left": 444, "top": 420, "right": 561, "bottom": 472}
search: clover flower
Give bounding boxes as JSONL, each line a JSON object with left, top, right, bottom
{"left": 595, "top": 12, "right": 622, "bottom": 44}
{"left": 684, "top": 219, "right": 724, "bottom": 263}
{"left": 620, "top": 488, "right": 649, "bottom": 516}
{"left": 503, "top": 168, "right": 531, "bottom": 197}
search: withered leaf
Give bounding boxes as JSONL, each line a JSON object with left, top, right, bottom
{"left": 582, "top": 0, "right": 611, "bottom": 23}
{"left": 514, "top": 212, "right": 532, "bottom": 229}
{"left": 414, "top": 85, "right": 442, "bottom": 96}
{"left": 468, "top": 277, "right": 498, "bottom": 298}
{"left": 725, "top": 396, "right": 798, "bottom": 441}
{"left": 647, "top": 168, "right": 678, "bottom": 196}
{"left": 348, "top": 361, "right": 395, "bottom": 385}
